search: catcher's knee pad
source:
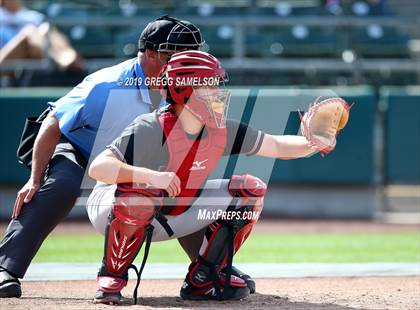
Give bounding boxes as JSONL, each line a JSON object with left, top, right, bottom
{"left": 98, "top": 185, "right": 163, "bottom": 292}
{"left": 226, "top": 174, "right": 266, "bottom": 257}
{"left": 228, "top": 174, "right": 266, "bottom": 223}
{"left": 191, "top": 175, "right": 266, "bottom": 281}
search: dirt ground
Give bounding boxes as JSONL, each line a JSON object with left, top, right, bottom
{"left": 0, "top": 277, "right": 418, "bottom": 310}
{"left": 0, "top": 220, "right": 418, "bottom": 309}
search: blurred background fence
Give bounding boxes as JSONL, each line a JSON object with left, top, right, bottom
{"left": 0, "top": 0, "right": 419, "bottom": 221}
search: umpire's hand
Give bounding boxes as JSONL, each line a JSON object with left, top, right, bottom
{"left": 12, "top": 179, "right": 40, "bottom": 219}
{"left": 12, "top": 113, "right": 61, "bottom": 219}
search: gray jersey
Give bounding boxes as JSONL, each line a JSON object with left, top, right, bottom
{"left": 107, "top": 108, "right": 265, "bottom": 169}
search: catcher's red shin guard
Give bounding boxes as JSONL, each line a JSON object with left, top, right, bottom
{"left": 96, "top": 185, "right": 164, "bottom": 304}
{"left": 181, "top": 174, "right": 266, "bottom": 300}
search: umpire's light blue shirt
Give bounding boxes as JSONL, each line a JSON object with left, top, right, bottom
{"left": 48, "top": 58, "right": 164, "bottom": 161}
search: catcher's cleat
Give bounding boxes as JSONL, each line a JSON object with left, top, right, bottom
{"left": 180, "top": 264, "right": 250, "bottom": 301}
{"left": 94, "top": 275, "right": 127, "bottom": 305}
{"left": 94, "top": 290, "right": 123, "bottom": 305}
{"left": 221, "top": 265, "right": 256, "bottom": 294}
{"left": 180, "top": 275, "right": 250, "bottom": 301}
{"left": 0, "top": 268, "right": 21, "bottom": 298}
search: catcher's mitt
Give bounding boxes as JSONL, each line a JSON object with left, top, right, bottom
{"left": 299, "top": 97, "right": 351, "bottom": 155}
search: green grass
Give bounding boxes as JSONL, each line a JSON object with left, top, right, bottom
{"left": 33, "top": 232, "right": 420, "bottom": 263}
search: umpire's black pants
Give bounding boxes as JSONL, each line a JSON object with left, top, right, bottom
{"left": 0, "top": 141, "right": 86, "bottom": 278}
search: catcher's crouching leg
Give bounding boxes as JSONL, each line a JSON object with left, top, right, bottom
{"left": 181, "top": 174, "right": 266, "bottom": 301}
{"left": 95, "top": 187, "right": 163, "bottom": 305}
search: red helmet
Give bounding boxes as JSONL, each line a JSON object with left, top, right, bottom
{"left": 159, "top": 50, "right": 230, "bottom": 128}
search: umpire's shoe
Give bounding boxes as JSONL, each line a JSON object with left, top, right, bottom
{"left": 0, "top": 268, "right": 22, "bottom": 298}
{"left": 180, "top": 261, "right": 250, "bottom": 301}
{"left": 222, "top": 265, "right": 256, "bottom": 294}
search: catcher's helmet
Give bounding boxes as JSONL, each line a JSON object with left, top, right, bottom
{"left": 139, "top": 16, "right": 204, "bottom": 53}
{"left": 160, "top": 50, "right": 230, "bottom": 128}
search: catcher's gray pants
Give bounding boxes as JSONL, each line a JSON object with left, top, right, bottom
{"left": 0, "top": 141, "right": 85, "bottom": 278}
{"left": 87, "top": 179, "right": 232, "bottom": 241}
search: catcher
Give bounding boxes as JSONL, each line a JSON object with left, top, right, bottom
{"left": 86, "top": 50, "right": 351, "bottom": 304}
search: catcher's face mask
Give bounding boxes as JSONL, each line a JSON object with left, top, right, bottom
{"left": 190, "top": 83, "right": 231, "bottom": 129}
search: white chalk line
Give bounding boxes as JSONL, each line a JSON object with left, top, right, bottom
{"left": 24, "top": 263, "right": 420, "bottom": 281}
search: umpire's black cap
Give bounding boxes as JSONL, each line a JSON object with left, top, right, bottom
{"left": 138, "top": 15, "right": 204, "bottom": 53}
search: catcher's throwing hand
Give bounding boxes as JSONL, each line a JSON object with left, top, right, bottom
{"left": 299, "top": 97, "right": 352, "bottom": 155}
{"left": 149, "top": 171, "right": 181, "bottom": 198}
{"left": 12, "top": 179, "right": 40, "bottom": 219}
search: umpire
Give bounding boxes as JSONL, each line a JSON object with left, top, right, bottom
{"left": 0, "top": 16, "right": 204, "bottom": 298}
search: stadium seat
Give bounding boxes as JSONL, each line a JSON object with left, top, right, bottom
{"left": 350, "top": 25, "right": 410, "bottom": 58}
{"left": 341, "top": 0, "right": 395, "bottom": 16}
{"left": 114, "top": 29, "right": 143, "bottom": 58}
{"left": 59, "top": 25, "right": 114, "bottom": 58}
{"left": 183, "top": 1, "right": 249, "bottom": 16}
{"left": 245, "top": 27, "right": 273, "bottom": 57}
{"left": 199, "top": 25, "right": 234, "bottom": 58}
{"left": 246, "top": 26, "right": 338, "bottom": 58}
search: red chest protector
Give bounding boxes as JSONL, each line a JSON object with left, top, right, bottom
{"left": 159, "top": 111, "right": 227, "bottom": 215}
